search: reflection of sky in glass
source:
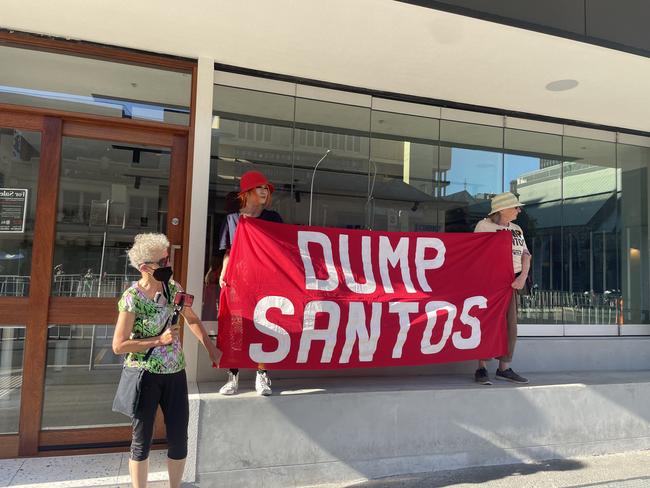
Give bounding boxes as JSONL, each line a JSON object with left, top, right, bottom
{"left": 446, "top": 148, "right": 502, "bottom": 196}
{"left": 446, "top": 149, "right": 541, "bottom": 197}
{"left": 0, "top": 84, "right": 117, "bottom": 107}
{"left": 0, "top": 85, "right": 181, "bottom": 121}
{"left": 504, "top": 154, "right": 541, "bottom": 191}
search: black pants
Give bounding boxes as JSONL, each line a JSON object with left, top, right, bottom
{"left": 130, "top": 369, "right": 189, "bottom": 461}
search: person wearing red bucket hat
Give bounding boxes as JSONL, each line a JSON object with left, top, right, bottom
{"left": 473, "top": 192, "right": 531, "bottom": 386}
{"left": 217, "top": 170, "right": 283, "bottom": 396}
{"left": 239, "top": 170, "right": 275, "bottom": 195}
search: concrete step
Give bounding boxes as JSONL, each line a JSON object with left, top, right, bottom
{"left": 199, "top": 336, "right": 650, "bottom": 382}
{"left": 195, "top": 371, "right": 650, "bottom": 488}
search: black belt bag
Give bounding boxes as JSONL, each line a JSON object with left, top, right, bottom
{"left": 112, "top": 346, "right": 156, "bottom": 418}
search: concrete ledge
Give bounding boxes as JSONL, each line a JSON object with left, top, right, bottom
{"left": 195, "top": 372, "right": 650, "bottom": 488}
{"left": 197, "top": 337, "right": 650, "bottom": 382}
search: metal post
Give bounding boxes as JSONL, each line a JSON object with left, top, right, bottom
{"left": 308, "top": 150, "right": 331, "bottom": 226}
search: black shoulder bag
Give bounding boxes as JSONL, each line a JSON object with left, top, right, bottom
{"left": 112, "top": 347, "right": 156, "bottom": 418}
{"left": 112, "top": 313, "right": 172, "bottom": 418}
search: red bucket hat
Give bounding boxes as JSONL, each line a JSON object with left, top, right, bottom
{"left": 239, "top": 170, "right": 274, "bottom": 194}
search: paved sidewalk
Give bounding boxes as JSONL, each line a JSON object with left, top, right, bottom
{"left": 319, "top": 450, "right": 650, "bottom": 488}
{"left": 1, "top": 449, "right": 649, "bottom": 487}
{"left": 0, "top": 450, "right": 178, "bottom": 488}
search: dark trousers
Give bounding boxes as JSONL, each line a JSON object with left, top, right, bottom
{"left": 130, "top": 369, "right": 189, "bottom": 461}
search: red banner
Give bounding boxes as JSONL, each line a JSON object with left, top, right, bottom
{"left": 217, "top": 219, "right": 513, "bottom": 370}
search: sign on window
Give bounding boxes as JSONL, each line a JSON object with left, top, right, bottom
{"left": 0, "top": 188, "right": 28, "bottom": 233}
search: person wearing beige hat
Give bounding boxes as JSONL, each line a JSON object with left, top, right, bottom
{"left": 473, "top": 192, "right": 531, "bottom": 385}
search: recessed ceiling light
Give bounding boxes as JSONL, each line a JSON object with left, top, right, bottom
{"left": 546, "top": 79, "right": 579, "bottom": 92}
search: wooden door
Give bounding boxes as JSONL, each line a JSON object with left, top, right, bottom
{"left": 0, "top": 105, "right": 189, "bottom": 456}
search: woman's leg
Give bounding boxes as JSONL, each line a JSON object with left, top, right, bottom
{"left": 128, "top": 459, "right": 149, "bottom": 488}
{"left": 130, "top": 372, "right": 162, "bottom": 487}
{"left": 497, "top": 291, "right": 518, "bottom": 370}
{"left": 160, "top": 370, "right": 190, "bottom": 488}
{"left": 495, "top": 292, "right": 528, "bottom": 383}
{"left": 167, "top": 458, "right": 186, "bottom": 488}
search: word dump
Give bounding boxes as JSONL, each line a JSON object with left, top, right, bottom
{"left": 246, "top": 231, "right": 490, "bottom": 364}
{"left": 298, "top": 231, "right": 446, "bottom": 294}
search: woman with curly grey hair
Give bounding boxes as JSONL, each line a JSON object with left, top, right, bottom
{"left": 113, "top": 233, "right": 221, "bottom": 488}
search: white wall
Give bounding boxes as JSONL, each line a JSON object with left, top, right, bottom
{"left": 2, "top": 0, "right": 650, "bottom": 133}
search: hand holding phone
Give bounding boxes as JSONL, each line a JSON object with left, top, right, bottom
{"left": 173, "top": 292, "right": 194, "bottom": 308}
{"left": 160, "top": 325, "right": 180, "bottom": 345}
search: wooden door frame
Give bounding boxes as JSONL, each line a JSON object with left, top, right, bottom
{"left": 0, "top": 31, "right": 198, "bottom": 457}
{"left": 0, "top": 100, "right": 194, "bottom": 456}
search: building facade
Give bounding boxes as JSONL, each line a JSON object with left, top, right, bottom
{"left": 1, "top": 0, "right": 649, "bottom": 459}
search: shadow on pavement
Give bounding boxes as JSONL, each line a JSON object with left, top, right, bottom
{"left": 343, "top": 459, "right": 585, "bottom": 487}
{"left": 566, "top": 475, "right": 650, "bottom": 487}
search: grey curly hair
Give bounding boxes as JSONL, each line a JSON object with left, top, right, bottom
{"left": 127, "top": 233, "right": 170, "bottom": 270}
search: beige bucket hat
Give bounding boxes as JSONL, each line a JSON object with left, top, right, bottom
{"left": 489, "top": 192, "right": 523, "bottom": 215}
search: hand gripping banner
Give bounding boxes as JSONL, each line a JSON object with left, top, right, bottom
{"left": 217, "top": 218, "right": 513, "bottom": 370}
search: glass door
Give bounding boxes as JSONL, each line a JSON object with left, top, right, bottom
{"left": 36, "top": 127, "right": 188, "bottom": 451}
{"left": 0, "top": 107, "right": 189, "bottom": 456}
{"left": 0, "top": 122, "right": 41, "bottom": 458}
{"left": 43, "top": 137, "right": 172, "bottom": 430}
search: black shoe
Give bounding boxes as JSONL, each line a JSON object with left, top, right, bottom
{"left": 474, "top": 367, "right": 492, "bottom": 385}
{"left": 495, "top": 368, "right": 529, "bottom": 384}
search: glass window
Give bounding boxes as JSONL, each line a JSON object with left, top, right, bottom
{"left": 0, "top": 45, "right": 191, "bottom": 125}
{"left": 293, "top": 98, "right": 370, "bottom": 228}
{"left": 369, "top": 110, "right": 439, "bottom": 232}
{"left": 562, "top": 137, "right": 617, "bottom": 325}
{"left": 52, "top": 137, "right": 171, "bottom": 297}
{"left": 0, "top": 128, "right": 40, "bottom": 297}
{"left": 203, "top": 86, "right": 295, "bottom": 320}
{"left": 208, "top": 71, "right": 650, "bottom": 334}
{"left": 42, "top": 325, "right": 127, "bottom": 428}
{"left": 505, "top": 128, "right": 563, "bottom": 324}
{"left": 437, "top": 120, "right": 504, "bottom": 232}
{"left": 0, "top": 325, "right": 25, "bottom": 434}
{"left": 618, "top": 142, "right": 650, "bottom": 324}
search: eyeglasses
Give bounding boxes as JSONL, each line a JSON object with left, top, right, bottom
{"left": 143, "top": 256, "right": 170, "bottom": 267}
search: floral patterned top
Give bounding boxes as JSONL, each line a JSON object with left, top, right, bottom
{"left": 117, "top": 280, "right": 186, "bottom": 374}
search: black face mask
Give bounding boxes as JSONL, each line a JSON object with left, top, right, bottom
{"left": 152, "top": 266, "right": 173, "bottom": 283}
{"left": 152, "top": 266, "right": 173, "bottom": 303}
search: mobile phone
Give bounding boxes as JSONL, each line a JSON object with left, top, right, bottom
{"left": 173, "top": 292, "right": 194, "bottom": 308}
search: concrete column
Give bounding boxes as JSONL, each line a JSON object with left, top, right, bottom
{"left": 184, "top": 56, "right": 215, "bottom": 383}
{"left": 181, "top": 56, "right": 215, "bottom": 484}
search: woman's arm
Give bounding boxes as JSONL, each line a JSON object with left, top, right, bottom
{"left": 181, "top": 306, "right": 222, "bottom": 364}
{"left": 512, "top": 252, "right": 531, "bottom": 289}
{"left": 219, "top": 250, "right": 230, "bottom": 287}
{"left": 112, "top": 311, "right": 178, "bottom": 354}
{"left": 520, "top": 251, "right": 531, "bottom": 279}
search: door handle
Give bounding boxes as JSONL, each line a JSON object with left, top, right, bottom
{"left": 170, "top": 244, "right": 181, "bottom": 268}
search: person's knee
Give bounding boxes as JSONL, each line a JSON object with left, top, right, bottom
{"left": 130, "top": 442, "right": 151, "bottom": 462}
{"left": 167, "top": 434, "right": 188, "bottom": 460}
{"left": 130, "top": 430, "right": 153, "bottom": 461}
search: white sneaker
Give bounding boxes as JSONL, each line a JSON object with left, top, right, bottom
{"left": 219, "top": 372, "right": 238, "bottom": 395}
{"left": 255, "top": 371, "right": 272, "bottom": 396}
